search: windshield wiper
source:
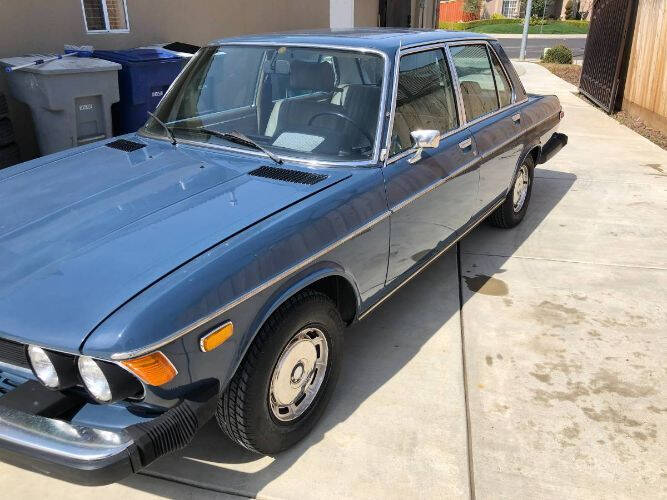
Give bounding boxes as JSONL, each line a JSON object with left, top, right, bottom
{"left": 147, "top": 111, "right": 177, "bottom": 145}
{"left": 172, "top": 126, "right": 283, "bottom": 165}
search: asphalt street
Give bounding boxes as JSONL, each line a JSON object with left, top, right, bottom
{"left": 498, "top": 36, "right": 587, "bottom": 60}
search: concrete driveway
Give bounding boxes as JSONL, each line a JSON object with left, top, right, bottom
{"left": 2, "top": 63, "right": 665, "bottom": 499}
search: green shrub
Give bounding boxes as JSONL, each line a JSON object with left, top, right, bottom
{"left": 542, "top": 44, "right": 574, "bottom": 64}
{"left": 529, "top": 15, "right": 548, "bottom": 25}
{"left": 439, "top": 18, "right": 522, "bottom": 30}
{"left": 490, "top": 13, "right": 506, "bottom": 20}
{"left": 463, "top": 0, "right": 481, "bottom": 14}
{"left": 520, "top": 0, "right": 556, "bottom": 18}
{"left": 564, "top": 0, "right": 574, "bottom": 19}
{"left": 563, "top": 19, "right": 589, "bottom": 27}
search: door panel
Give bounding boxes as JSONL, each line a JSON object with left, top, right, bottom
{"left": 384, "top": 129, "right": 478, "bottom": 281}
{"left": 468, "top": 106, "right": 523, "bottom": 209}
{"left": 383, "top": 46, "right": 479, "bottom": 282}
{"left": 449, "top": 43, "right": 523, "bottom": 211}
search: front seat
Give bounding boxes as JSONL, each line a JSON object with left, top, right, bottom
{"left": 264, "top": 61, "right": 342, "bottom": 139}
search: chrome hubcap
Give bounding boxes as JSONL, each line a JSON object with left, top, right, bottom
{"left": 269, "top": 327, "right": 329, "bottom": 422}
{"left": 513, "top": 165, "right": 530, "bottom": 212}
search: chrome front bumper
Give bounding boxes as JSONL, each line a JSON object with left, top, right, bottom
{"left": 0, "top": 404, "right": 136, "bottom": 483}
{"left": 0, "top": 379, "right": 219, "bottom": 485}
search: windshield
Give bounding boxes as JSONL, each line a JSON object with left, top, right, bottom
{"left": 142, "top": 44, "right": 386, "bottom": 163}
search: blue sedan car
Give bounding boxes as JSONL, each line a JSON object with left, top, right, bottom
{"left": 0, "top": 29, "right": 566, "bottom": 484}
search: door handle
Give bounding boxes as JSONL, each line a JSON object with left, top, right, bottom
{"left": 512, "top": 113, "right": 521, "bottom": 123}
{"left": 458, "top": 138, "right": 473, "bottom": 150}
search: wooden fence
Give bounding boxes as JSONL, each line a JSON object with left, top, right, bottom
{"left": 622, "top": 0, "right": 667, "bottom": 133}
{"left": 439, "top": 1, "right": 478, "bottom": 23}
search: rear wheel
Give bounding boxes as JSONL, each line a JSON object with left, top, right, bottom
{"left": 489, "top": 155, "right": 534, "bottom": 229}
{"left": 216, "top": 290, "right": 343, "bottom": 454}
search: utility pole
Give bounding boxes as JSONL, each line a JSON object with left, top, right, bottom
{"left": 519, "top": 0, "right": 533, "bottom": 61}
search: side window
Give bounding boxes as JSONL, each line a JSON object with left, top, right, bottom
{"left": 390, "top": 48, "right": 459, "bottom": 156}
{"left": 450, "top": 44, "right": 499, "bottom": 121}
{"left": 490, "top": 51, "right": 513, "bottom": 107}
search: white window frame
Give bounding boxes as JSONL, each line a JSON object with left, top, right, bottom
{"left": 501, "top": 0, "right": 519, "bottom": 18}
{"left": 80, "top": 0, "right": 131, "bottom": 34}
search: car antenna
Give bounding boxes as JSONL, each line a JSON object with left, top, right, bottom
{"left": 147, "top": 111, "right": 177, "bottom": 146}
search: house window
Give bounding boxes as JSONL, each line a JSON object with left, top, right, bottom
{"left": 81, "top": 0, "right": 130, "bottom": 33}
{"left": 501, "top": 0, "right": 518, "bottom": 17}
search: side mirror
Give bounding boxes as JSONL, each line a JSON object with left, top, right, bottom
{"left": 408, "top": 130, "right": 440, "bottom": 164}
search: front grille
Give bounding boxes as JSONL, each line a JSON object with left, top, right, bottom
{"left": 249, "top": 165, "right": 328, "bottom": 185}
{"left": 0, "top": 338, "right": 30, "bottom": 370}
{"left": 0, "top": 370, "right": 26, "bottom": 396}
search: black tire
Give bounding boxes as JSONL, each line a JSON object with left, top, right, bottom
{"left": 489, "top": 155, "right": 535, "bottom": 229}
{"left": 217, "top": 290, "right": 344, "bottom": 454}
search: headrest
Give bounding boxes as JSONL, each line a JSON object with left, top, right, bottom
{"left": 290, "top": 61, "right": 334, "bottom": 92}
{"left": 460, "top": 80, "right": 483, "bottom": 94}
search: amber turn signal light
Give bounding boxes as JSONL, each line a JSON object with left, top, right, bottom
{"left": 200, "top": 321, "right": 234, "bottom": 352}
{"left": 121, "top": 351, "right": 177, "bottom": 386}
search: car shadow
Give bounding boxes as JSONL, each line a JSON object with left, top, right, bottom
{"left": 120, "top": 167, "right": 577, "bottom": 498}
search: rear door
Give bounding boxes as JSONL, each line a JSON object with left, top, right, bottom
{"left": 448, "top": 42, "right": 524, "bottom": 212}
{"left": 382, "top": 44, "right": 479, "bottom": 282}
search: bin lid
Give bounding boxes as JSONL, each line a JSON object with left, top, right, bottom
{"left": 92, "top": 48, "right": 183, "bottom": 64}
{"left": 0, "top": 55, "right": 121, "bottom": 75}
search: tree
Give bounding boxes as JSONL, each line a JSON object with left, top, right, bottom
{"left": 564, "top": 0, "right": 576, "bottom": 19}
{"left": 463, "top": 0, "right": 481, "bottom": 14}
{"left": 520, "top": 0, "right": 556, "bottom": 19}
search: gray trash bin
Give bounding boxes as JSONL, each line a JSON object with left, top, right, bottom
{"left": 0, "top": 56, "right": 120, "bottom": 155}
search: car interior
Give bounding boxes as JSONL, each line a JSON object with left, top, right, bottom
{"left": 162, "top": 46, "right": 384, "bottom": 161}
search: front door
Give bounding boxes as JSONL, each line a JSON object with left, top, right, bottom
{"left": 382, "top": 45, "right": 480, "bottom": 282}
{"left": 449, "top": 43, "right": 524, "bottom": 211}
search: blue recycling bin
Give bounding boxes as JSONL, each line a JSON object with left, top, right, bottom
{"left": 92, "top": 48, "right": 185, "bottom": 134}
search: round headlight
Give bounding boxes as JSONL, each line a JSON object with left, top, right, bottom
{"left": 27, "top": 345, "right": 59, "bottom": 388}
{"left": 78, "top": 356, "right": 112, "bottom": 402}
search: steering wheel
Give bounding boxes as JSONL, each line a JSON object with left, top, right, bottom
{"left": 307, "top": 111, "right": 374, "bottom": 147}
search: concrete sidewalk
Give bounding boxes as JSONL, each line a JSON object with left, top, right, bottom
{"left": 1, "top": 63, "right": 665, "bottom": 499}
{"left": 461, "top": 62, "right": 666, "bottom": 498}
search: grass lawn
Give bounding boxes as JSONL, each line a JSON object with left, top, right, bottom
{"left": 469, "top": 21, "right": 589, "bottom": 34}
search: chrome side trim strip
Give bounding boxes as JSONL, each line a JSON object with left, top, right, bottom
{"left": 111, "top": 210, "right": 392, "bottom": 360}
{"left": 389, "top": 157, "right": 480, "bottom": 213}
{"left": 357, "top": 197, "right": 504, "bottom": 321}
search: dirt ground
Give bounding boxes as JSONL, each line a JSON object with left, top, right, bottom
{"left": 540, "top": 63, "right": 667, "bottom": 151}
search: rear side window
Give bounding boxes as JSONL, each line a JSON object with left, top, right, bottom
{"left": 490, "top": 51, "right": 513, "bottom": 107}
{"left": 450, "top": 44, "right": 499, "bottom": 121}
{"left": 389, "top": 48, "right": 459, "bottom": 156}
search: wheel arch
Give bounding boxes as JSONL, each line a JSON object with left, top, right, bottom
{"left": 236, "top": 264, "right": 360, "bottom": 364}
{"left": 508, "top": 143, "right": 540, "bottom": 192}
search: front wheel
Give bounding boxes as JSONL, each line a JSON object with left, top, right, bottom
{"left": 489, "top": 155, "right": 534, "bottom": 229}
{"left": 216, "top": 290, "right": 344, "bottom": 454}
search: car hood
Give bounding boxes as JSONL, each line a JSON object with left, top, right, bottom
{"left": 0, "top": 137, "right": 346, "bottom": 353}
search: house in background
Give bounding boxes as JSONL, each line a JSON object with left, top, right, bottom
{"left": 1, "top": 0, "right": 440, "bottom": 164}
{"left": 439, "top": 0, "right": 592, "bottom": 22}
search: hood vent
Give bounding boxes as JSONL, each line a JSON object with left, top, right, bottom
{"left": 106, "top": 139, "right": 146, "bottom": 152}
{"left": 249, "top": 165, "right": 328, "bottom": 185}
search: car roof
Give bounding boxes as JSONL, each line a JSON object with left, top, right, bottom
{"left": 209, "top": 28, "right": 493, "bottom": 53}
